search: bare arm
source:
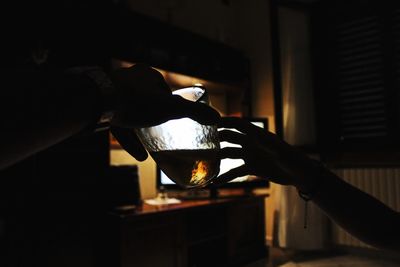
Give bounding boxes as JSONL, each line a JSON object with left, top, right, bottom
{"left": 0, "top": 65, "right": 220, "bottom": 170}
{"left": 0, "top": 68, "right": 100, "bottom": 169}
{"left": 216, "top": 116, "right": 400, "bottom": 251}
{"left": 312, "top": 168, "right": 400, "bottom": 251}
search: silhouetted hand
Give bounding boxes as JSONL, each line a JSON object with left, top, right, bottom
{"left": 109, "top": 64, "right": 220, "bottom": 161}
{"left": 214, "top": 117, "right": 317, "bottom": 192}
{"left": 215, "top": 117, "right": 400, "bottom": 252}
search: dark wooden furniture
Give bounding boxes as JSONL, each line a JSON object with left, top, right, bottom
{"left": 103, "top": 195, "right": 268, "bottom": 267}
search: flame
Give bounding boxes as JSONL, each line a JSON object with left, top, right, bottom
{"left": 190, "top": 160, "right": 209, "bottom": 185}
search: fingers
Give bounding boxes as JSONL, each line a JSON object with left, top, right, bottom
{"left": 211, "top": 165, "right": 248, "bottom": 186}
{"left": 135, "top": 64, "right": 171, "bottom": 94}
{"left": 218, "top": 147, "right": 244, "bottom": 160}
{"left": 218, "top": 129, "right": 247, "bottom": 146}
{"left": 112, "top": 63, "right": 220, "bottom": 127}
{"left": 218, "top": 116, "right": 276, "bottom": 140}
{"left": 114, "top": 63, "right": 171, "bottom": 93}
{"left": 218, "top": 116, "right": 283, "bottom": 147}
{"left": 112, "top": 95, "right": 220, "bottom": 129}
{"left": 110, "top": 126, "right": 148, "bottom": 161}
{"left": 218, "top": 116, "right": 259, "bottom": 134}
{"left": 165, "top": 95, "right": 221, "bottom": 125}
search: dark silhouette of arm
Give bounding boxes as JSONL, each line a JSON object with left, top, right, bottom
{"left": 312, "top": 168, "right": 400, "bottom": 251}
{"left": 216, "top": 116, "right": 400, "bottom": 251}
{"left": 0, "top": 69, "right": 101, "bottom": 169}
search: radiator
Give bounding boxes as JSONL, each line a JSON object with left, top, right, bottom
{"left": 330, "top": 168, "right": 400, "bottom": 248}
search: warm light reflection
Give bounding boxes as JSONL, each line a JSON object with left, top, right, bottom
{"left": 190, "top": 160, "right": 209, "bottom": 185}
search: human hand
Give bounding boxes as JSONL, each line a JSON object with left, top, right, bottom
{"left": 213, "top": 117, "right": 317, "bottom": 191}
{"left": 108, "top": 64, "right": 220, "bottom": 161}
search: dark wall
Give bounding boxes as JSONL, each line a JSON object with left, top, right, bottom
{"left": 310, "top": 0, "right": 400, "bottom": 166}
{"left": 0, "top": 1, "right": 251, "bottom": 266}
{"left": 1, "top": 1, "right": 115, "bottom": 266}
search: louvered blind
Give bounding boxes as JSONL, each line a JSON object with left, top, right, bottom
{"left": 311, "top": 0, "right": 400, "bottom": 164}
{"left": 336, "top": 16, "right": 388, "bottom": 140}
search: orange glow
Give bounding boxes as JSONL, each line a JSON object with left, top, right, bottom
{"left": 190, "top": 160, "right": 209, "bottom": 185}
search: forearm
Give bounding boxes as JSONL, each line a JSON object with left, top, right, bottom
{"left": 0, "top": 69, "right": 101, "bottom": 169}
{"left": 311, "top": 168, "right": 400, "bottom": 251}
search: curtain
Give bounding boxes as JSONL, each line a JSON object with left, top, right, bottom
{"left": 273, "top": 7, "right": 330, "bottom": 250}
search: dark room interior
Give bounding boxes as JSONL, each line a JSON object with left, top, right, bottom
{"left": 1, "top": 0, "right": 400, "bottom": 266}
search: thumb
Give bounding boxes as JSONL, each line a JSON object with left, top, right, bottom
{"left": 110, "top": 126, "right": 148, "bottom": 161}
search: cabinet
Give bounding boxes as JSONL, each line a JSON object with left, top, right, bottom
{"left": 102, "top": 195, "right": 268, "bottom": 267}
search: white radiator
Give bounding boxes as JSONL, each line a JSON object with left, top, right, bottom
{"left": 331, "top": 168, "right": 400, "bottom": 248}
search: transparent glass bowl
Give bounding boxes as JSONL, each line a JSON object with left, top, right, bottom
{"left": 135, "top": 86, "right": 220, "bottom": 189}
